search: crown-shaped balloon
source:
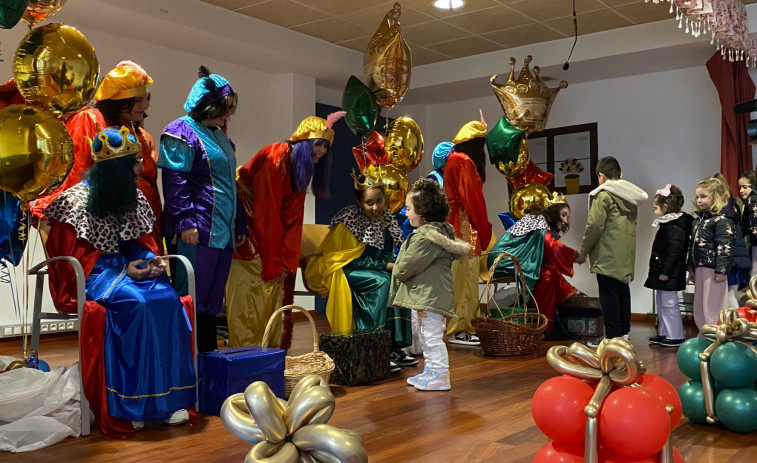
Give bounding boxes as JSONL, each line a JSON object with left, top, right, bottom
{"left": 490, "top": 56, "right": 568, "bottom": 135}
{"left": 351, "top": 168, "right": 382, "bottom": 191}
{"left": 90, "top": 126, "right": 141, "bottom": 163}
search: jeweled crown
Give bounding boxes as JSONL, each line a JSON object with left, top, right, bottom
{"left": 90, "top": 126, "right": 141, "bottom": 163}
{"left": 351, "top": 169, "right": 382, "bottom": 191}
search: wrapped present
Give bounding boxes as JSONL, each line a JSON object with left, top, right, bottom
{"left": 198, "top": 346, "right": 285, "bottom": 416}
{"left": 319, "top": 330, "right": 391, "bottom": 386}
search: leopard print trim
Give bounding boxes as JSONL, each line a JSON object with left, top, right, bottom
{"left": 508, "top": 214, "right": 549, "bottom": 237}
{"left": 330, "top": 205, "right": 402, "bottom": 249}
{"left": 44, "top": 182, "right": 155, "bottom": 253}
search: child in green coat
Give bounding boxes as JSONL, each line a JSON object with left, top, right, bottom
{"left": 389, "top": 179, "right": 472, "bottom": 391}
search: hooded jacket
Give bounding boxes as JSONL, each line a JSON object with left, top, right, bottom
{"left": 389, "top": 222, "right": 472, "bottom": 317}
{"left": 581, "top": 179, "right": 648, "bottom": 283}
{"left": 644, "top": 212, "right": 693, "bottom": 291}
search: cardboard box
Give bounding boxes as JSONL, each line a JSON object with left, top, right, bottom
{"left": 198, "top": 346, "right": 285, "bottom": 416}
{"left": 319, "top": 330, "right": 391, "bottom": 386}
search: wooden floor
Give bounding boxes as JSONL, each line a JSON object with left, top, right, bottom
{"left": 1, "top": 315, "right": 754, "bottom": 462}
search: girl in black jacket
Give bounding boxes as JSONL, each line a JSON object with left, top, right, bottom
{"left": 738, "top": 170, "right": 757, "bottom": 275}
{"left": 644, "top": 185, "right": 692, "bottom": 347}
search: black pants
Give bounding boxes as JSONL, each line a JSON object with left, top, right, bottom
{"left": 197, "top": 314, "right": 218, "bottom": 353}
{"left": 597, "top": 273, "right": 631, "bottom": 338}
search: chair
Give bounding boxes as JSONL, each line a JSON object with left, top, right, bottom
{"left": 296, "top": 224, "right": 330, "bottom": 296}
{"left": 29, "top": 254, "right": 198, "bottom": 437}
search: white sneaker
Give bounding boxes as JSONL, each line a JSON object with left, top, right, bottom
{"left": 407, "top": 366, "right": 431, "bottom": 386}
{"left": 132, "top": 421, "right": 144, "bottom": 430}
{"left": 164, "top": 409, "right": 189, "bottom": 425}
{"left": 623, "top": 334, "right": 630, "bottom": 341}
{"left": 448, "top": 332, "right": 480, "bottom": 346}
{"left": 413, "top": 370, "right": 451, "bottom": 391}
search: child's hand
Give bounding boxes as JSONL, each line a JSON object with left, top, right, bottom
{"left": 659, "top": 275, "right": 669, "bottom": 281}
{"left": 575, "top": 253, "right": 586, "bottom": 264}
{"left": 687, "top": 272, "right": 694, "bottom": 284}
{"left": 385, "top": 262, "right": 394, "bottom": 271}
{"left": 714, "top": 273, "right": 726, "bottom": 283}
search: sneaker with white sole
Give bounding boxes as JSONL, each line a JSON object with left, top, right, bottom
{"left": 448, "top": 332, "right": 480, "bottom": 346}
{"left": 587, "top": 336, "right": 605, "bottom": 348}
{"left": 623, "top": 334, "right": 630, "bottom": 341}
{"left": 164, "top": 409, "right": 189, "bottom": 425}
{"left": 390, "top": 361, "right": 401, "bottom": 374}
{"left": 659, "top": 338, "right": 684, "bottom": 347}
{"left": 132, "top": 421, "right": 144, "bottom": 430}
{"left": 407, "top": 366, "right": 431, "bottom": 386}
{"left": 390, "top": 349, "right": 419, "bottom": 367}
{"left": 413, "top": 370, "right": 451, "bottom": 391}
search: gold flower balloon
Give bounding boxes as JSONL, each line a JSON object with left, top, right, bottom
{"left": 0, "top": 105, "right": 74, "bottom": 205}
{"left": 363, "top": 164, "right": 409, "bottom": 214}
{"left": 221, "top": 375, "right": 367, "bottom": 463}
{"left": 385, "top": 116, "right": 423, "bottom": 173}
{"left": 23, "top": 0, "right": 66, "bottom": 26}
{"left": 13, "top": 23, "right": 99, "bottom": 117}
{"left": 363, "top": 2, "right": 411, "bottom": 110}
{"left": 496, "top": 138, "right": 529, "bottom": 178}
{"left": 490, "top": 56, "right": 568, "bottom": 135}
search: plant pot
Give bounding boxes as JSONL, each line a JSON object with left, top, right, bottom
{"left": 564, "top": 174, "right": 580, "bottom": 194}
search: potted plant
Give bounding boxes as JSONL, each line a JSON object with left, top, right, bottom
{"left": 559, "top": 158, "right": 584, "bottom": 194}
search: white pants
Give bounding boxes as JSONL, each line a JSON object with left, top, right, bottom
{"left": 656, "top": 290, "right": 684, "bottom": 340}
{"left": 418, "top": 311, "right": 449, "bottom": 372}
{"left": 693, "top": 267, "right": 728, "bottom": 330}
{"left": 752, "top": 248, "right": 757, "bottom": 277}
{"left": 405, "top": 310, "right": 424, "bottom": 356}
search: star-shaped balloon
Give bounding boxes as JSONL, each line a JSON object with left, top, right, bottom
{"left": 221, "top": 375, "right": 367, "bottom": 463}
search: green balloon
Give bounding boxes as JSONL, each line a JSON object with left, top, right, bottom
{"left": 715, "top": 388, "right": 757, "bottom": 433}
{"left": 342, "top": 75, "right": 377, "bottom": 138}
{"left": 0, "top": 0, "right": 29, "bottom": 29}
{"left": 485, "top": 116, "right": 525, "bottom": 165}
{"left": 710, "top": 342, "right": 757, "bottom": 388}
{"left": 676, "top": 337, "right": 712, "bottom": 380}
{"left": 677, "top": 380, "right": 709, "bottom": 424}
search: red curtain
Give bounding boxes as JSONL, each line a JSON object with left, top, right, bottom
{"left": 706, "top": 52, "right": 756, "bottom": 190}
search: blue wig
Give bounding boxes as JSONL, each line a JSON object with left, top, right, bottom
{"left": 290, "top": 138, "right": 331, "bottom": 199}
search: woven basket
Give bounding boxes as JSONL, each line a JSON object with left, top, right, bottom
{"left": 472, "top": 252, "right": 548, "bottom": 356}
{"left": 262, "top": 305, "right": 334, "bottom": 398}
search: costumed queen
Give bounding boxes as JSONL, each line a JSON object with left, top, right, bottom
{"left": 44, "top": 127, "right": 196, "bottom": 436}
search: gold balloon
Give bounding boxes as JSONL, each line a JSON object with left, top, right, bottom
{"left": 0, "top": 105, "right": 73, "bottom": 204}
{"left": 385, "top": 116, "right": 423, "bottom": 173}
{"left": 497, "top": 138, "right": 529, "bottom": 178}
{"left": 23, "top": 0, "right": 66, "bottom": 26}
{"left": 13, "top": 23, "right": 99, "bottom": 117}
{"left": 364, "top": 164, "right": 409, "bottom": 214}
{"left": 363, "top": 2, "right": 411, "bottom": 110}
{"left": 5, "top": 360, "right": 29, "bottom": 370}
{"left": 490, "top": 56, "right": 568, "bottom": 135}
{"left": 508, "top": 182, "right": 551, "bottom": 219}
{"left": 291, "top": 424, "right": 368, "bottom": 463}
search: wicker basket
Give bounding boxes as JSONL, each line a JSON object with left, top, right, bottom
{"left": 262, "top": 305, "right": 334, "bottom": 398}
{"left": 472, "top": 252, "right": 548, "bottom": 356}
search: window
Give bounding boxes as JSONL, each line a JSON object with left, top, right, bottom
{"left": 527, "top": 123, "right": 598, "bottom": 194}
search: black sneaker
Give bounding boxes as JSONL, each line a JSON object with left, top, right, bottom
{"left": 390, "top": 350, "right": 419, "bottom": 367}
{"left": 448, "top": 332, "right": 480, "bottom": 345}
{"left": 659, "top": 338, "right": 684, "bottom": 347}
{"left": 389, "top": 361, "right": 401, "bottom": 374}
{"left": 648, "top": 335, "right": 665, "bottom": 345}
{"left": 586, "top": 336, "right": 605, "bottom": 348}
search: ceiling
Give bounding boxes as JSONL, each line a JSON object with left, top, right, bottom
{"left": 200, "top": 0, "right": 757, "bottom": 66}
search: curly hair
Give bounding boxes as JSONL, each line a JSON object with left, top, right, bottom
{"left": 87, "top": 154, "right": 139, "bottom": 219}
{"left": 653, "top": 185, "right": 684, "bottom": 213}
{"left": 694, "top": 177, "right": 728, "bottom": 213}
{"left": 540, "top": 202, "right": 570, "bottom": 233}
{"left": 408, "top": 178, "right": 449, "bottom": 224}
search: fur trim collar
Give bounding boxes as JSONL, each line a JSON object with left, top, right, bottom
{"left": 589, "top": 179, "right": 648, "bottom": 205}
{"left": 652, "top": 212, "right": 683, "bottom": 227}
{"left": 421, "top": 223, "right": 471, "bottom": 256}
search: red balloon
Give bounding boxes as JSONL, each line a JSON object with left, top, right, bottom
{"left": 509, "top": 160, "right": 554, "bottom": 188}
{"left": 352, "top": 130, "right": 386, "bottom": 170}
{"left": 636, "top": 374, "right": 682, "bottom": 428}
{"left": 533, "top": 441, "right": 584, "bottom": 463}
{"left": 532, "top": 375, "right": 594, "bottom": 444}
{"left": 599, "top": 387, "right": 671, "bottom": 459}
{"left": 736, "top": 306, "right": 757, "bottom": 322}
{"left": 604, "top": 446, "right": 684, "bottom": 463}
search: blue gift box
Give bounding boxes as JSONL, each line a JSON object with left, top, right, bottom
{"left": 198, "top": 346, "right": 285, "bottom": 416}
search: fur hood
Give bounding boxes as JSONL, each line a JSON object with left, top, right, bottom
{"left": 589, "top": 179, "right": 648, "bottom": 206}
{"left": 422, "top": 222, "right": 471, "bottom": 257}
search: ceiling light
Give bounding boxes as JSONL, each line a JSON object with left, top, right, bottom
{"left": 433, "top": 0, "right": 464, "bottom": 10}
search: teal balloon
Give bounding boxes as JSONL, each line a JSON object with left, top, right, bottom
{"left": 0, "top": 0, "right": 28, "bottom": 28}
{"left": 485, "top": 116, "right": 526, "bottom": 165}
{"left": 710, "top": 342, "right": 757, "bottom": 388}
{"left": 342, "top": 75, "right": 377, "bottom": 138}
{"left": 676, "top": 337, "right": 712, "bottom": 380}
{"left": 715, "top": 388, "right": 757, "bottom": 433}
{"left": 677, "top": 380, "right": 709, "bottom": 424}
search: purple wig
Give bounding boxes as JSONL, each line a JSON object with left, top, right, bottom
{"left": 290, "top": 138, "right": 331, "bottom": 199}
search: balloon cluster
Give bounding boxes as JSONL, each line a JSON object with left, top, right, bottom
{"left": 221, "top": 375, "right": 367, "bottom": 463}
{"left": 677, "top": 307, "right": 757, "bottom": 433}
{"left": 532, "top": 339, "right": 683, "bottom": 463}
{"left": 342, "top": 2, "right": 419, "bottom": 214}
{"left": 486, "top": 56, "right": 568, "bottom": 219}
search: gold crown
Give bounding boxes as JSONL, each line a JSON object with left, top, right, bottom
{"left": 490, "top": 56, "right": 568, "bottom": 135}
{"left": 90, "top": 126, "right": 141, "bottom": 163}
{"left": 546, "top": 191, "right": 567, "bottom": 206}
{"left": 351, "top": 169, "right": 382, "bottom": 191}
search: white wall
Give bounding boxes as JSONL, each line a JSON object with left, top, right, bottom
{"left": 418, "top": 65, "right": 724, "bottom": 314}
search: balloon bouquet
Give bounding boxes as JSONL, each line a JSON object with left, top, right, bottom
{"left": 486, "top": 56, "right": 568, "bottom": 220}
{"left": 677, "top": 304, "right": 757, "bottom": 433}
{"left": 342, "top": 2, "right": 421, "bottom": 213}
{"left": 532, "top": 339, "right": 684, "bottom": 463}
{"left": 0, "top": 0, "right": 97, "bottom": 371}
